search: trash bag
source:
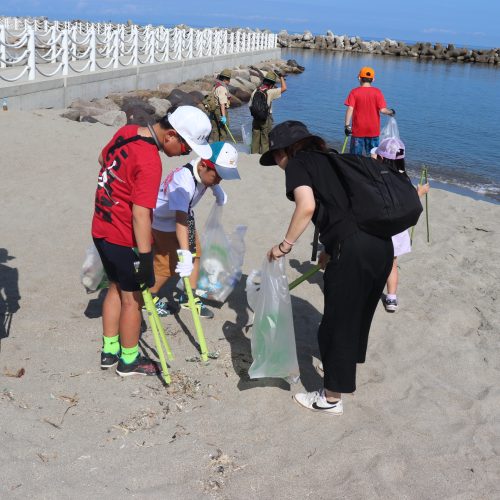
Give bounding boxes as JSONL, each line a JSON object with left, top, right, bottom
{"left": 80, "top": 244, "right": 107, "bottom": 293}
{"left": 379, "top": 116, "right": 400, "bottom": 143}
{"left": 245, "top": 269, "right": 261, "bottom": 312}
{"left": 235, "top": 123, "right": 252, "bottom": 153}
{"left": 247, "top": 257, "right": 299, "bottom": 381}
{"left": 197, "top": 202, "right": 247, "bottom": 302}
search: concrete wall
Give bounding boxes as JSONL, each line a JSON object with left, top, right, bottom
{"left": 1, "top": 49, "right": 281, "bottom": 111}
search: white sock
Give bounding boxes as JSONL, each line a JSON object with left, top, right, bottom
{"left": 386, "top": 294, "right": 397, "bottom": 301}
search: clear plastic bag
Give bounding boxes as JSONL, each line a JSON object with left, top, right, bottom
{"left": 247, "top": 258, "right": 300, "bottom": 381}
{"left": 80, "top": 244, "right": 107, "bottom": 293}
{"left": 197, "top": 203, "right": 247, "bottom": 302}
{"left": 379, "top": 116, "right": 400, "bottom": 143}
{"left": 235, "top": 123, "right": 252, "bottom": 153}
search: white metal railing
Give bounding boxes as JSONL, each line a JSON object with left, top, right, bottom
{"left": 0, "top": 16, "right": 278, "bottom": 83}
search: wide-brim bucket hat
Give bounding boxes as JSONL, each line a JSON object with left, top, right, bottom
{"left": 371, "top": 137, "right": 405, "bottom": 160}
{"left": 259, "top": 120, "right": 323, "bottom": 166}
{"left": 167, "top": 106, "right": 212, "bottom": 159}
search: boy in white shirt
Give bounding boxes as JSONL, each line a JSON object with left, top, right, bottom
{"left": 150, "top": 142, "right": 240, "bottom": 318}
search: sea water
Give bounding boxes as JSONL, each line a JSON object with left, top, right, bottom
{"left": 230, "top": 48, "right": 500, "bottom": 204}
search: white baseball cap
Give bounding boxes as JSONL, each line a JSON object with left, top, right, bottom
{"left": 167, "top": 106, "right": 212, "bottom": 159}
{"left": 208, "top": 142, "right": 240, "bottom": 180}
{"left": 371, "top": 137, "right": 406, "bottom": 160}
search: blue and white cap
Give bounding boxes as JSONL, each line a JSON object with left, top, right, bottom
{"left": 209, "top": 142, "right": 240, "bottom": 180}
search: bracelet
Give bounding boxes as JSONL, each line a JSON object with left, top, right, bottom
{"left": 283, "top": 238, "right": 295, "bottom": 246}
{"left": 278, "top": 242, "right": 291, "bottom": 254}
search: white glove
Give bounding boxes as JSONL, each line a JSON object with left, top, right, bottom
{"left": 175, "top": 249, "right": 194, "bottom": 277}
{"left": 212, "top": 185, "right": 227, "bottom": 206}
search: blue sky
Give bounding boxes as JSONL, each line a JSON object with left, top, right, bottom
{"left": 2, "top": 0, "right": 499, "bottom": 48}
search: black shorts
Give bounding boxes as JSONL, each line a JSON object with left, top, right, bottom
{"left": 93, "top": 238, "right": 140, "bottom": 292}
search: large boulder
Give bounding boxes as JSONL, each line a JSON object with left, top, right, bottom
{"left": 166, "top": 89, "right": 198, "bottom": 107}
{"left": 90, "top": 97, "right": 120, "bottom": 111}
{"left": 303, "top": 30, "right": 314, "bottom": 42}
{"left": 94, "top": 110, "right": 127, "bottom": 127}
{"left": 188, "top": 91, "right": 205, "bottom": 105}
{"left": 124, "top": 105, "right": 155, "bottom": 126}
{"left": 228, "top": 85, "right": 252, "bottom": 103}
{"left": 148, "top": 97, "right": 171, "bottom": 117}
{"left": 60, "top": 109, "right": 81, "bottom": 121}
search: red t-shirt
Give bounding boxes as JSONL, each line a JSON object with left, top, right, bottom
{"left": 344, "top": 86, "right": 387, "bottom": 137}
{"left": 91, "top": 125, "right": 162, "bottom": 247}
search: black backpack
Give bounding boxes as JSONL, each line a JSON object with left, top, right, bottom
{"left": 311, "top": 152, "right": 423, "bottom": 259}
{"left": 328, "top": 152, "right": 423, "bottom": 237}
{"left": 250, "top": 89, "right": 270, "bottom": 121}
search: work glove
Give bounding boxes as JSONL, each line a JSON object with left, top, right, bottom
{"left": 220, "top": 116, "right": 227, "bottom": 125}
{"left": 134, "top": 252, "right": 154, "bottom": 288}
{"left": 175, "top": 249, "right": 194, "bottom": 278}
{"left": 389, "top": 108, "right": 396, "bottom": 116}
{"left": 212, "top": 185, "right": 228, "bottom": 206}
{"left": 344, "top": 125, "right": 352, "bottom": 136}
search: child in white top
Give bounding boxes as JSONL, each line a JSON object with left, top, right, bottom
{"left": 150, "top": 142, "right": 240, "bottom": 318}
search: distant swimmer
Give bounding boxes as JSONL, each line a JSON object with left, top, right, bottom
{"left": 344, "top": 66, "right": 396, "bottom": 156}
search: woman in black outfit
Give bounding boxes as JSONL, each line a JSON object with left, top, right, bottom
{"left": 260, "top": 121, "right": 393, "bottom": 415}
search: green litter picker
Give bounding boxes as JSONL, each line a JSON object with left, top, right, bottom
{"left": 177, "top": 250, "right": 209, "bottom": 362}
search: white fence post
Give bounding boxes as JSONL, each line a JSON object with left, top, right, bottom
{"left": 62, "top": 29, "right": 69, "bottom": 76}
{"left": 112, "top": 29, "right": 119, "bottom": 68}
{"left": 132, "top": 25, "right": 138, "bottom": 66}
{"left": 0, "top": 25, "right": 5, "bottom": 69}
{"left": 27, "top": 26, "right": 36, "bottom": 80}
{"left": 89, "top": 26, "right": 96, "bottom": 71}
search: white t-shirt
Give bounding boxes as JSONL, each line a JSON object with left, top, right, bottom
{"left": 152, "top": 159, "right": 224, "bottom": 232}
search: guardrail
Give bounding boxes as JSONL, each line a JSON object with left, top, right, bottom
{"left": 0, "top": 17, "right": 278, "bottom": 83}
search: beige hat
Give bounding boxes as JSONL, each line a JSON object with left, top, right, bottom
{"left": 219, "top": 68, "right": 232, "bottom": 79}
{"left": 264, "top": 71, "right": 277, "bottom": 83}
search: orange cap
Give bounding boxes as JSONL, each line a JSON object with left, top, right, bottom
{"left": 358, "top": 67, "right": 375, "bottom": 79}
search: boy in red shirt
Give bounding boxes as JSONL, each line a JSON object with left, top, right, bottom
{"left": 92, "top": 106, "right": 212, "bottom": 376}
{"left": 344, "top": 67, "right": 395, "bottom": 155}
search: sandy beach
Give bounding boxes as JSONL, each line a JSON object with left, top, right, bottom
{"left": 0, "top": 109, "right": 499, "bottom": 499}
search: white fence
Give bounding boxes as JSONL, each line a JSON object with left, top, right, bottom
{"left": 0, "top": 17, "right": 278, "bottom": 83}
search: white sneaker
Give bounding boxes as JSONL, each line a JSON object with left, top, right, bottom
{"left": 293, "top": 389, "right": 343, "bottom": 415}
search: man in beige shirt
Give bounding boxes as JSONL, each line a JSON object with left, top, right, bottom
{"left": 209, "top": 68, "right": 232, "bottom": 141}
{"left": 249, "top": 71, "right": 287, "bottom": 154}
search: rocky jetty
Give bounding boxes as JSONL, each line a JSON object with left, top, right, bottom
{"left": 278, "top": 30, "right": 500, "bottom": 65}
{"left": 61, "top": 59, "right": 304, "bottom": 127}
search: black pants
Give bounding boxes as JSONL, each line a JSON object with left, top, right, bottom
{"left": 318, "top": 231, "right": 393, "bottom": 393}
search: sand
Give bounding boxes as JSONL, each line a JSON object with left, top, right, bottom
{"left": 0, "top": 109, "right": 499, "bottom": 499}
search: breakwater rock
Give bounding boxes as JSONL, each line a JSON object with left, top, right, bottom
{"left": 61, "top": 59, "right": 303, "bottom": 127}
{"left": 278, "top": 30, "right": 500, "bottom": 65}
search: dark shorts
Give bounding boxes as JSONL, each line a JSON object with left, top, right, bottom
{"left": 93, "top": 238, "right": 140, "bottom": 292}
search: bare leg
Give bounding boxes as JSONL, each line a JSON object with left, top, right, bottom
{"left": 149, "top": 275, "right": 169, "bottom": 295}
{"left": 386, "top": 257, "right": 398, "bottom": 295}
{"left": 102, "top": 282, "right": 121, "bottom": 337}
{"left": 118, "top": 290, "right": 143, "bottom": 348}
{"left": 325, "top": 389, "right": 341, "bottom": 402}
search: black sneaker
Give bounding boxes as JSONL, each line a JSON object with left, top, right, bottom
{"left": 178, "top": 293, "right": 214, "bottom": 319}
{"left": 101, "top": 351, "right": 120, "bottom": 369}
{"left": 116, "top": 355, "right": 160, "bottom": 377}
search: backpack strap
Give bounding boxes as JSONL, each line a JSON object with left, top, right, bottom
{"left": 311, "top": 203, "right": 324, "bottom": 262}
{"left": 183, "top": 163, "right": 200, "bottom": 254}
{"left": 106, "top": 134, "right": 156, "bottom": 158}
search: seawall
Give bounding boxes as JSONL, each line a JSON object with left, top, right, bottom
{"left": 1, "top": 48, "right": 281, "bottom": 111}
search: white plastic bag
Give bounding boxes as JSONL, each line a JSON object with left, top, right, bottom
{"left": 80, "top": 244, "right": 106, "bottom": 293}
{"left": 235, "top": 123, "right": 252, "bottom": 153}
{"left": 379, "top": 116, "right": 400, "bottom": 143}
{"left": 247, "top": 258, "right": 299, "bottom": 381}
{"left": 197, "top": 203, "right": 247, "bottom": 302}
